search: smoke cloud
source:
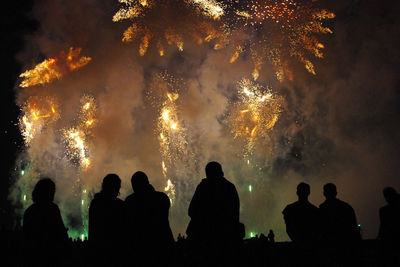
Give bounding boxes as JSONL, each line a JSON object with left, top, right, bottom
{"left": 11, "top": 0, "right": 400, "bottom": 241}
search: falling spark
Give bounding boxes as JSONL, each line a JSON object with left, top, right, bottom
{"left": 62, "top": 95, "right": 97, "bottom": 169}
{"left": 148, "top": 72, "right": 188, "bottom": 201}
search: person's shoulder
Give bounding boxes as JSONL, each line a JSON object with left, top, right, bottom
{"left": 380, "top": 204, "right": 390, "bottom": 213}
{"left": 125, "top": 193, "right": 134, "bottom": 202}
{"left": 24, "top": 203, "right": 37, "bottom": 215}
{"left": 337, "top": 199, "right": 353, "bottom": 210}
{"left": 307, "top": 201, "right": 319, "bottom": 211}
{"left": 283, "top": 202, "right": 297, "bottom": 214}
{"left": 49, "top": 202, "right": 61, "bottom": 211}
{"left": 155, "top": 191, "right": 170, "bottom": 202}
{"left": 115, "top": 197, "right": 124, "bottom": 205}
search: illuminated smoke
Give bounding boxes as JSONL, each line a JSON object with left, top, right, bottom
{"left": 10, "top": 0, "right": 341, "bottom": 241}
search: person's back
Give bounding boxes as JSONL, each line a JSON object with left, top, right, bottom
{"left": 125, "top": 171, "right": 174, "bottom": 266}
{"left": 319, "top": 183, "right": 360, "bottom": 244}
{"left": 186, "top": 162, "right": 241, "bottom": 266}
{"left": 23, "top": 178, "right": 68, "bottom": 266}
{"left": 187, "top": 162, "right": 240, "bottom": 244}
{"left": 282, "top": 182, "right": 319, "bottom": 243}
{"left": 89, "top": 174, "right": 124, "bottom": 251}
{"left": 378, "top": 187, "right": 400, "bottom": 244}
{"left": 24, "top": 202, "right": 68, "bottom": 246}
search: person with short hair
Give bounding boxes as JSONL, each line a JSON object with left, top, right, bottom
{"left": 89, "top": 173, "right": 125, "bottom": 264}
{"left": 319, "top": 183, "right": 360, "bottom": 244}
{"left": 282, "top": 182, "right": 320, "bottom": 243}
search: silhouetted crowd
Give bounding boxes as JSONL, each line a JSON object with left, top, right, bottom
{"left": 11, "top": 161, "right": 400, "bottom": 266}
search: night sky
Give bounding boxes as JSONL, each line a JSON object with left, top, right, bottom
{"left": 2, "top": 0, "right": 400, "bottom": 240}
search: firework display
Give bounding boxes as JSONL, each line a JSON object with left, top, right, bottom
{"left": 227, "top": 78, "right": 283, "bottom": 157}
{"left": 19, "top": 47, "right": 91, "bottom": 87}
{"left": 149, "top": 73, "right": 188, "bottom": 201}
{"left": 20, "top": 96, "right": 60, "bottom": 144}
{"left": 230, "top": 0, "right": 335, "bottom": 81}
{"left": 12, "top": 0, "right": 336, "bottom": 239}
{"left": 113, "top": 0, "right": 227, "bottom": 56}
{"left": 63, "top": 95, "right": 97, "bottom": 169}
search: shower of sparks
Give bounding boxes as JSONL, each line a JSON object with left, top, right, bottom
{"left": 227, "top": 78, "right": 282, "bottom": 157}
{"left": 112, "top": 0, "right": 226, "bottom": 56}
{"left": 63, "top": 95, "right": 97, "bottom": 169}
{"left": 20, "top": 96, "right": 60, "bottom": 145}
{"left": 19, "top": 47, "right": 91, "bottom": 87}
{"left": 228, "top": 0, "right": 335, "bottom": 81}
{"left": 63, "top": 128, "right": 91, "bottom": 169}
{"left": 148, "top": 72, "right": 187, "bottom": 201}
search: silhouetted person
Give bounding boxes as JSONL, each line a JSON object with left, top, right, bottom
{"left": 378, "top": 187, "right": 400, "bottom": 243}
{"left": 23, "top": 178, "right": 68, "bottom": 266}
{"left": 125, "top": 171, "right": 174, "bottom": 266}
{"left": 319, "top": 183, "right": 361, "bottom": 245}
{"left": 186, "top": 162, "right": 242, "bottom": 265}
{"left": 282, "top": 182, "right": 319, "bottom": 244}
{"left": 377, "top": 187, "right": 400, "bottom": 266}
{"left": 89, "top": 174, "right": 124, "bottom": 266}
{"left": 268, "top": 229, "right": 275, "bottom": 243}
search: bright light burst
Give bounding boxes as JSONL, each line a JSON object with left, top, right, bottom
{"left": 228, "top": 0, "right": 335, "bottom": 81}
{"left": 149, "top": 73, "right": 187, "bottom": 201}
{"left": 63, "top": 95, "right": 97, "bottom": 169}
{"left": 19, "top": 47, "right": 91, "bottom": 87}
{"left": 20, "top": 96, "right": 60, "bottom": 144}
{"left": 227, "top": 78, "right": 283, "bottom": 157}
{"left": 113, "top": 0, "right": 226, "bottom": 56}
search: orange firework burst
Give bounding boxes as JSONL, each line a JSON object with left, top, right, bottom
{"left": 230, "top": 0, "right": 335, "bottom": 81}
{"left": 113, "top": 0, "right": 226, "bottom": 56}
{"left": 19, "top": 47, "right": 91, "bottom": 87}
{"left": 227, "top": 78, "right": 283, "bottom": 156}
{"left": 20, "top": 96, "right": 60, "bottom": 144}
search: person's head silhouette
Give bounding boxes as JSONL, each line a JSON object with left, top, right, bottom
{"left": 205, "top": 161, "right": 224, "bottom": 179}
{"left": 323, "top": 183, "right": 337, "bottom": 200}
{"left": 32, "top": 178, "right": 56, "bottom": 203}
{"left": 131, "top": 171, "right": 150, "bottom": 193}
{"left": 383, "top": 187, "right": 398, "bottom": 205}
{"left": 296, "top": 182, "right": 310, "bottom": 201}
{"left": 101, "top": 174, "right": 121, "bottom": 198}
